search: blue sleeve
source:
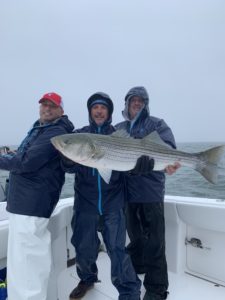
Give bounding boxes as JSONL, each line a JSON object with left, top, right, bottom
{"left": 0, "top": 125, "right": 68, "bottom": 173}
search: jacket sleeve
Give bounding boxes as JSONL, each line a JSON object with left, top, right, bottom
{"left": 0, "top": 125, "right": 68, "bottom": 173}
{"left": 156, "top": 119, "right": 176, "bottom": 149}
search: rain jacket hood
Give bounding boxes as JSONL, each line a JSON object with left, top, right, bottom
{"left": 122, "top": 86, "right": 150, "bottom": 121}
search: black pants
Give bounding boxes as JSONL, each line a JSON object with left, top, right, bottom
{"left": 126, "top": 202, "right": 168, "bottom": 295}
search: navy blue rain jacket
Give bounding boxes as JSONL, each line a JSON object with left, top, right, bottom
{"left": 0, "top": 115, "right": 74, "bottom": 218}
{"left": 116, "top": 87, "right": 176, "bottom": 203}
{"left": 63, "top": 123, "right": 125, "bottom": 215}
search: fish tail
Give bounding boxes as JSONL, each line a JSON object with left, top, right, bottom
{"left": 196, "top": 145, "right": 225, "bottom": 184}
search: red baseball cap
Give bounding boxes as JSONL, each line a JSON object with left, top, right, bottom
{"left": 39, "top": 92, "right": 64, "bottom": 108}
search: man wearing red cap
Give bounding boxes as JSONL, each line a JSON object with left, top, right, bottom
{"left": 0, "top": 92, "right": 74, "bottom": 300}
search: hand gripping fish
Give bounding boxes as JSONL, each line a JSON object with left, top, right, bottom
{"left": 51, "top": 130, "right": 225, "bottom": 184}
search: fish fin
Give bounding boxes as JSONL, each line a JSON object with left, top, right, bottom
{"left": 98, "top": 168, "right": 112, "bottom": 184}
{"left": 111, "top": 129, "right": 131, "bottom": 138}
{"left": 196, "top": 145, "right": 225, "bottom": 184}
{"left": 142, "top": 131, "right": 171, "bottom": 148}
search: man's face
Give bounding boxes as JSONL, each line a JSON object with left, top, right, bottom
{"left": 91, "top": 104, "right": 109, "bottom": 125}
{"left": 128, "top": 96, "right": 145, "bottom": 119}
{"left": 39, "top": 100, "right": 64, "bottom": 123}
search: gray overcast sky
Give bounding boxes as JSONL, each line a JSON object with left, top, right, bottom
{"left": 0, "top": 0, "right": 225, "bottom": 144}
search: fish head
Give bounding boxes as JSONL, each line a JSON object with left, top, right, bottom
{"left": 51, "top": 133, "right": 96, "bottom": 163}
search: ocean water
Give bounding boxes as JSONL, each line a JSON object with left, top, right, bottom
{"left": 165, "top": 142, "right": 225, "bottom": 200}
{"left": 0, "top": 142, "right": 225, "bottom": 200}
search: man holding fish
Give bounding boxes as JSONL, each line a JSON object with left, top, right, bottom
{"left": 115, "top": 86, "right": 180, "bottom": 300}
{"left": 61, "top": 92, "right": 142, "bottom": 300}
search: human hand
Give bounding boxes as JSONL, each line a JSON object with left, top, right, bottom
{"left": 164, "top": 162, "right": 181, "bottom": 175}
{"left": 131, "top": 155, "right": 155, "bottom": 175}
{"left": 60, "top": 154, "right": 75, "bottom": 167}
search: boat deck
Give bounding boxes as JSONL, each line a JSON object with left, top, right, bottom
{"left": 58, "top": 251, "right": 225, "bottom": 300}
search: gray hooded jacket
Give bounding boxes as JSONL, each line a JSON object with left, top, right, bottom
{"left": 115, "top": 86, "right": 176, "bottom": 203}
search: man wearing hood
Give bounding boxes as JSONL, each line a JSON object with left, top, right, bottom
{"left": 62, "top": 92, "right": 141, "bottom": 300}
{"left": 116, "top": 87, "right": 180, "bottom": 300}
{"left": 0, "top": 92, "right": 74, "bottom": 300}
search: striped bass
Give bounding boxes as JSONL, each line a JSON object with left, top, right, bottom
{"left": 51, "top": 130, "right": 225, "bottom": 184}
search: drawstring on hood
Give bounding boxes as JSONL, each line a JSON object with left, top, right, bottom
{"left": 122, "top": 86, "right": 150, "bottom": 121}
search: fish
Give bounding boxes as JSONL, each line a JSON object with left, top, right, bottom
{"left": 51, "top": 130, "right": 225, "bottom": 184}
